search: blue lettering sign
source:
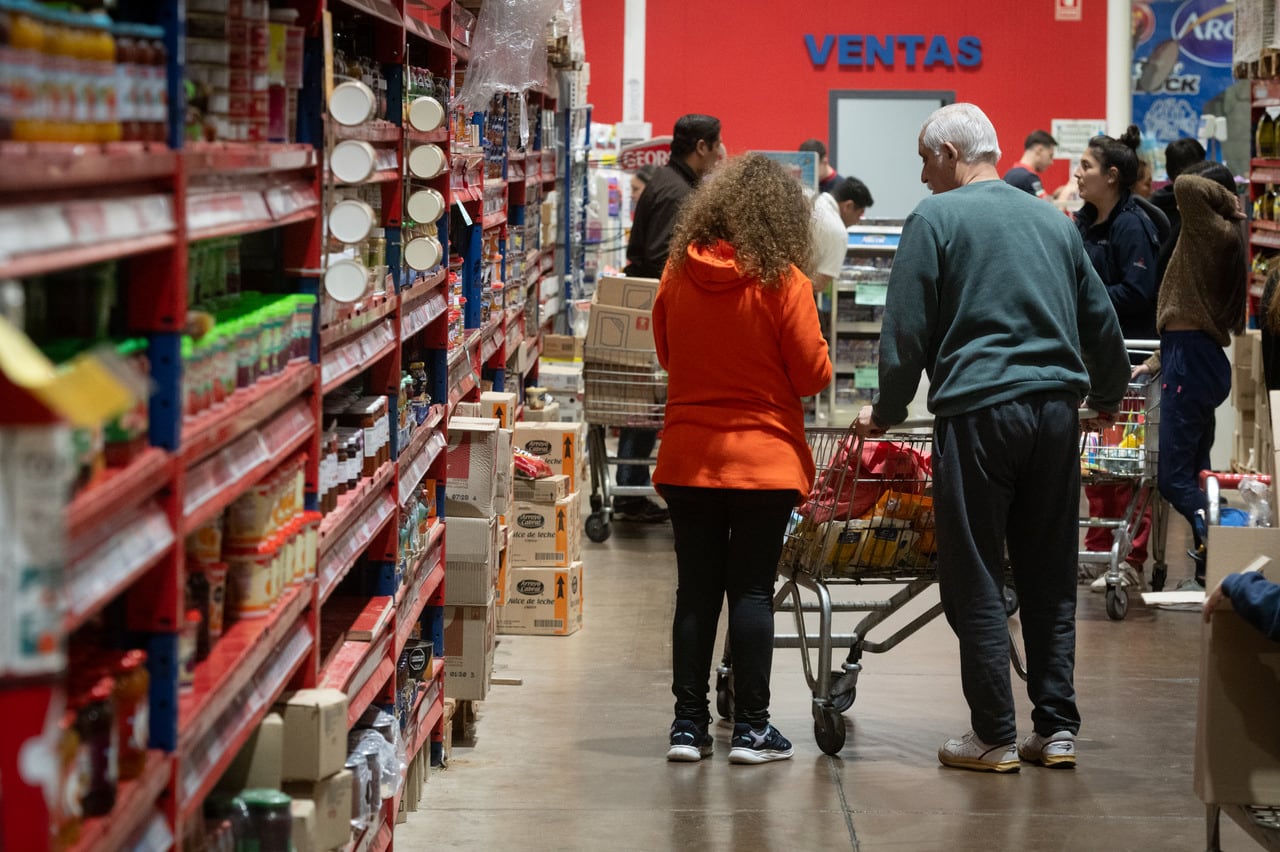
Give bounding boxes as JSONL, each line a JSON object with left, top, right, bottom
{"left": 804, "top": 33, "right": 984, "bottom": 69}
{"left": 924, "top": 35, "right": 954, "bottom": 68}
{"left": 804, "top": 33, "right": 835, "bottom": 65}
{"left": 956, "top": 36, "right": 982, "bottom": 67}
{"left": 838, "top": 34, "right": 864, "bottom": 65}
{"left": 866, "top": 35, "right": 894, "bottom": 67}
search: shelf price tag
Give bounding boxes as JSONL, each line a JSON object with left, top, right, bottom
{"left": 853, "top": 283, "right": 888, "bottom": 307}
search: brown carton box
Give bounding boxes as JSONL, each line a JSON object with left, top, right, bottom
{"left": 513, "top": 473, "right": 571, "bottom": 504}
{"left": 584, "top": 292, "right": 656, "bottom": 365}
{"left": 290, "top": 799, "right": 318, "bottom": 852}
{"left": 509, "top": 494, "right": 580, "bottom": 567}
{"left": 284, "top": 770, "right": 353, "bottom": 851}
{"left": 497, "top": 562, "right": 584, "bottom": 636}
{"left": 218, "top": 712, "right": 283, "bottom": 792}
{"left": 594, "top": 275, "right": 660, "bottom": 310}
{"left": 276, "top": 689, "right": 348, "bottom": 782}
{"left": 444, "top": 514, "right": 499, "bottom": 605}
{"left": 1195, "top": 602, "right": 1280, "bottom": 805}
{"left": 444, "top": 417, "right": 500, "bottom": 518}
{"left": 443, "top": 600, "right": 495, "bottom": 700}
{"left": 542, "top": 334, "right": 584, "bottom": 362}
{"left": 512, "top": 422, "right": 587, "bottom": 491}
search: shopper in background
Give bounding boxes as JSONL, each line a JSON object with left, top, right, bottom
{"left": 619, "top": 114, "right": 725, "bottom": 523}
{"left": 1073, "top": 126, "right": 1161, "bottom": 590}
{"left": 856, "top": 103, "right": 1128, "bottom": 773}
{"left": 629, "top": 164, "right": 656, "bottom": 218}
{"left": 799, "top": 138, "right": 842, "bottom": 195}
{"left": 1151, "top": 137, "right": 1206, "bottom": 242}
{"left": 654, "top": 153, "right": 831, "bottom": 764}
{"left": 1133, "top": 159, "right": 1154, "bottom": 199}
{"left": 1204, "top": 570, "right": 1280, "bottom": 640}
{"left": 1002, "top": 129, "right": 1057, "bottom": 200}
{"left": 809, "top": 176, "right": 875, "bottom": 298}
{"left": 1134, "top": 162, "right": 1247, "bottom": 591}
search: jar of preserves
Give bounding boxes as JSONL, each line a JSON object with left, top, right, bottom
{"left": 54, "top": 709, "right": 83, "bottom": 848}
{"left": 241, "top": 788, "right": 293, "bottom": 852}
{"left": 113, "top": 649, "right": 149, "bottom": 780}
{"left": 73, "top": 676, "right": 117, "bottom": 817}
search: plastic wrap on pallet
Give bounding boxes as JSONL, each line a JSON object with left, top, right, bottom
{"left": 456, "top": 0, "right": 561, "bottom": 113}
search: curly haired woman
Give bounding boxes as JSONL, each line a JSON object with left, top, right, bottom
{"left": 653, "top": 154, "right": 832, "bottom": 764}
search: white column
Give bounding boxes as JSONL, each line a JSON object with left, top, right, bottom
{"left": 1106, "top": 0, "right": 1134, "bottom": 134}
{"left": 619, "top": 0, "right": 651, "bottom": 141}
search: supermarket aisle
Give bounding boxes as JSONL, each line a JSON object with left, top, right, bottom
{"left": 401, "top": 523, "right": 1247, "bottom": 852}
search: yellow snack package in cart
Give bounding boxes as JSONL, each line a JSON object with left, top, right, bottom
{"left": 865, "top": 490, "right": 936, "bottom": 566}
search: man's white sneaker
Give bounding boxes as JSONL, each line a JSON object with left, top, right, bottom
{"left": 1018, "top": 730, "right": 1076, "bottom": 768}
{"left": 937, "top": 730, "right": 1019, "bottom": 773}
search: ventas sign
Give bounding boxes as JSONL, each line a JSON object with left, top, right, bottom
{"left": 805, "top": 34, "right": 983, "bottom": 69}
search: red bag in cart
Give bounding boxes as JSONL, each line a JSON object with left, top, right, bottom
{"left": 803, "top": 437, "right": 931, "bottom": 522}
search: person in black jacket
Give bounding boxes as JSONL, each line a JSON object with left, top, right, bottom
{"left": 618, "top": 114, "right": 725, "bottom": 522}
{"left": 1073, "top": 126, "right": 1160, "bottom": 588}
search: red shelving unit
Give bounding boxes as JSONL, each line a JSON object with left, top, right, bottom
{"left": 179, "top": 362, "right": 317, "bottom": 467}
{"left": 69, "top": 751, "right": 171, "bottom": 852}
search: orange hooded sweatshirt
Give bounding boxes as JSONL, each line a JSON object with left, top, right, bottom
{"left": 652, "top": 240, "right": 833, "bottom": 499}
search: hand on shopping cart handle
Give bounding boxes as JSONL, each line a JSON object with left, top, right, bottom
{"left": 1130, "top": 363, "right": 1151, "bottom": 380}
{"left": 1079, "top": 406, "right": 1115, "bottom": 433}
{"left": 855, "top": 405, "right": 887, "bottom": 438}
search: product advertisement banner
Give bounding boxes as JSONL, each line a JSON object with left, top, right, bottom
{"left": 1131, "top": 0, "right": 1235, "bottom": 167}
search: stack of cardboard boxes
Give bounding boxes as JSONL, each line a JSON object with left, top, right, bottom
{"left": 498, "top": 420, "right": 588, "bottom": 636}
{"left": 440, "top": 392, "right": 516, "bottom": 703}
{"left": 582, "top": 276, "right": 664, "bottom": 428}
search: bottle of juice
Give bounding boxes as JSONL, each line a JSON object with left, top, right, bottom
{"left": 11, "top": 0, "right": 48, "bottom": 141}
{"left": 113, "top": 22, "right": 138, "bottom": 141}
{"left": 86, "top": 13, "right": 119, "bottom": 142}
{"left": 112, "top": 650, "right": 149, "bottom": 780}
{"left": 46, "top": 8, "right": 82, "bottom": 142}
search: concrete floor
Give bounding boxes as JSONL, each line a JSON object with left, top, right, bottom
{"left": 400, "top": 521, "right": 1255, "bottom": 852}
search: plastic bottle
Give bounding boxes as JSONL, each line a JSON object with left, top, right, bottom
{"left": 11, "top": 0, "right": 47, "bottom": 141}
{"left": 86, "top": 14, "right": 119, "bottom": 142}
{"left": 140, "top": 24, "right": 166, "bottom": 143}
{"left": 74, "top": 676, "right": 118, "bottom": 817}
{"left": 113, "top": 650, "right": 149, "bottom": 780}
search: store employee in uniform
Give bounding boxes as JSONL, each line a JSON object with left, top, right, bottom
{"left": 618, "top": 113, "right": 725, "bottom": 523}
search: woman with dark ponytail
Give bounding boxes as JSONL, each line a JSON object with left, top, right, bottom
{"left": 1074, "top": 125, "right": 1161, "bottom": 589}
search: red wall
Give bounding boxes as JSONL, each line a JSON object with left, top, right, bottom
{"left": 581, "top": 0, "right": 1110, "bottom": 192}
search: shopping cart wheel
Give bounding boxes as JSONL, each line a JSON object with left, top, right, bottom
{"left": 813, "top": 704, "right": 846, "bottom": 755}
{"left": 1105, "top": 585, "right": 1129, "bottom": 621}
{"left": 715, "top": 670, "right": 734, "bottom": 722}
{"left": 830, "top": 680, "right": 856, "bottom": 714}
{"left": 585, "top": 512, "right": 611, "bottom": 543}
{"left": 1151, "top": 563, "right": 1168, "bottom": 593}
{"left": 1003, "top": 585, "right": 1020, "bottom": 617}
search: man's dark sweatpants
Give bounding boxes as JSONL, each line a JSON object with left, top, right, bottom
{"left": 933, "top": 391, "right": 1082, "bottom": 745}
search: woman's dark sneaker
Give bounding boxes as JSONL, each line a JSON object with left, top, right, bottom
{"left": 728, "top": 723, "right": 794, "bottom": 764}
{"left": 667, "top": 719, "right": 713, "bottom": 761}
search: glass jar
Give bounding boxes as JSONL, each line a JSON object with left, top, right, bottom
{"left": 113, "top": 649, "right": 149, "bottom": 780}
{"left": 54, "top": 709, "right": 83, "bottom": 848}
{"left": 74, "top": 676, "right": 117, "bottom": 817}
{"left": 241, "top": 788, "right": 293, "bottom": 852}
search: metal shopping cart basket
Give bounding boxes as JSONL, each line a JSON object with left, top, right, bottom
{"left": 716, "top": 421, "right": 1025, "bottom": 756}
{"left": 1079, "top": 341, "right": 1170, "bottom": 620}
{"left": 581, "top": 346, "right": 667, "bottom": 543}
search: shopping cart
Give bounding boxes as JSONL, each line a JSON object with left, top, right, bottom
{"left": 1079, "top": 341, "right": 1169, "bottom": 620}
{"left": 581, "top": 346, "right": 667, "bottom": 543}
{"left": 714, "top": 421, "right": 1025, "bottom": 756}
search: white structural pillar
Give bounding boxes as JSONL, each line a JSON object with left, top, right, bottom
{"left": 619, "top": 0, "right": 651, "bottom": 141}
{"left": 1106, "top": 0, "right": 1133, "bottom": 134}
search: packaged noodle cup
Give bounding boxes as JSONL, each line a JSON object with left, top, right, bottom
{"left": 225, "top": 545, "right": 275, "bottom": 618}
{"left": 225, "top": 476, "right": 276, "bottom": 549}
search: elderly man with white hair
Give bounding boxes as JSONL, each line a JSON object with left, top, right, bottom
{"left": 855, "top": 103, "right": 1129, "bottom": 773}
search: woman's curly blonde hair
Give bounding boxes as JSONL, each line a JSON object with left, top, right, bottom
{"left": 667, "top": 153, "right": 813, "bottom": 288}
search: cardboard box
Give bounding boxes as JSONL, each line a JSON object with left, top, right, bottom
{"left": 584, "top": 297, "right": 656, "bottom": 365}
{"left": 284, "top": 770, "right": 353, "bottom": 851}
{"left": 1195, "top": 604, "right": 1280, "bottom": 805}
{"left": 520, "top": 400, "right": 561, "bottom": 422}
{"left": 595, "top": 275, "right": 660, "bottom": 310}
{"left": 1205, "top": 526, "right": 1280, "bottom": 590}
{"left": 454, "top": 401, "right": 482, "bottom": 418}
{"left": 290, "top": 799, "right": 318, "bottom": 852}
{"left": 538, "top": 362, "right": 585, "bottom": 394}
{"left": 277, "top": 689, "right": 348, "bottom": 782}
{"left": 496, "top": 525, "right": 511, "bottom": 606}
{"left": 445, "top": 417, "right": 500, "bottom": 518}
{"left": 444, "top": 515, "right": 499, "bottom": 605}
{"left": 542, "top": 334, "right": 584, "bottom": 362}
{"left": 219, "top": 712, "right": 283, "bottom": 792}
{"left": 480, "top": 391, "right": 518, "bottom": 429}
{"left": 513, "top": 473, "right": 571, "bottom": 504}
{"left": 512, "top": 422, "right": 587, "bottom": 491}
{"left": 556, "top": 393, "right": 584, "bottom": 423}
{"left": 443, "top": 601, "right": 495, "bottom": 700}
{"left": 498, "top": 563, "right": 584, "bottom": 636}
{"left": 509, "top": 494, "right": 581, "bottom": 567}
{"left": 494, "top": 427, "right": 514, "bottom": 524}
